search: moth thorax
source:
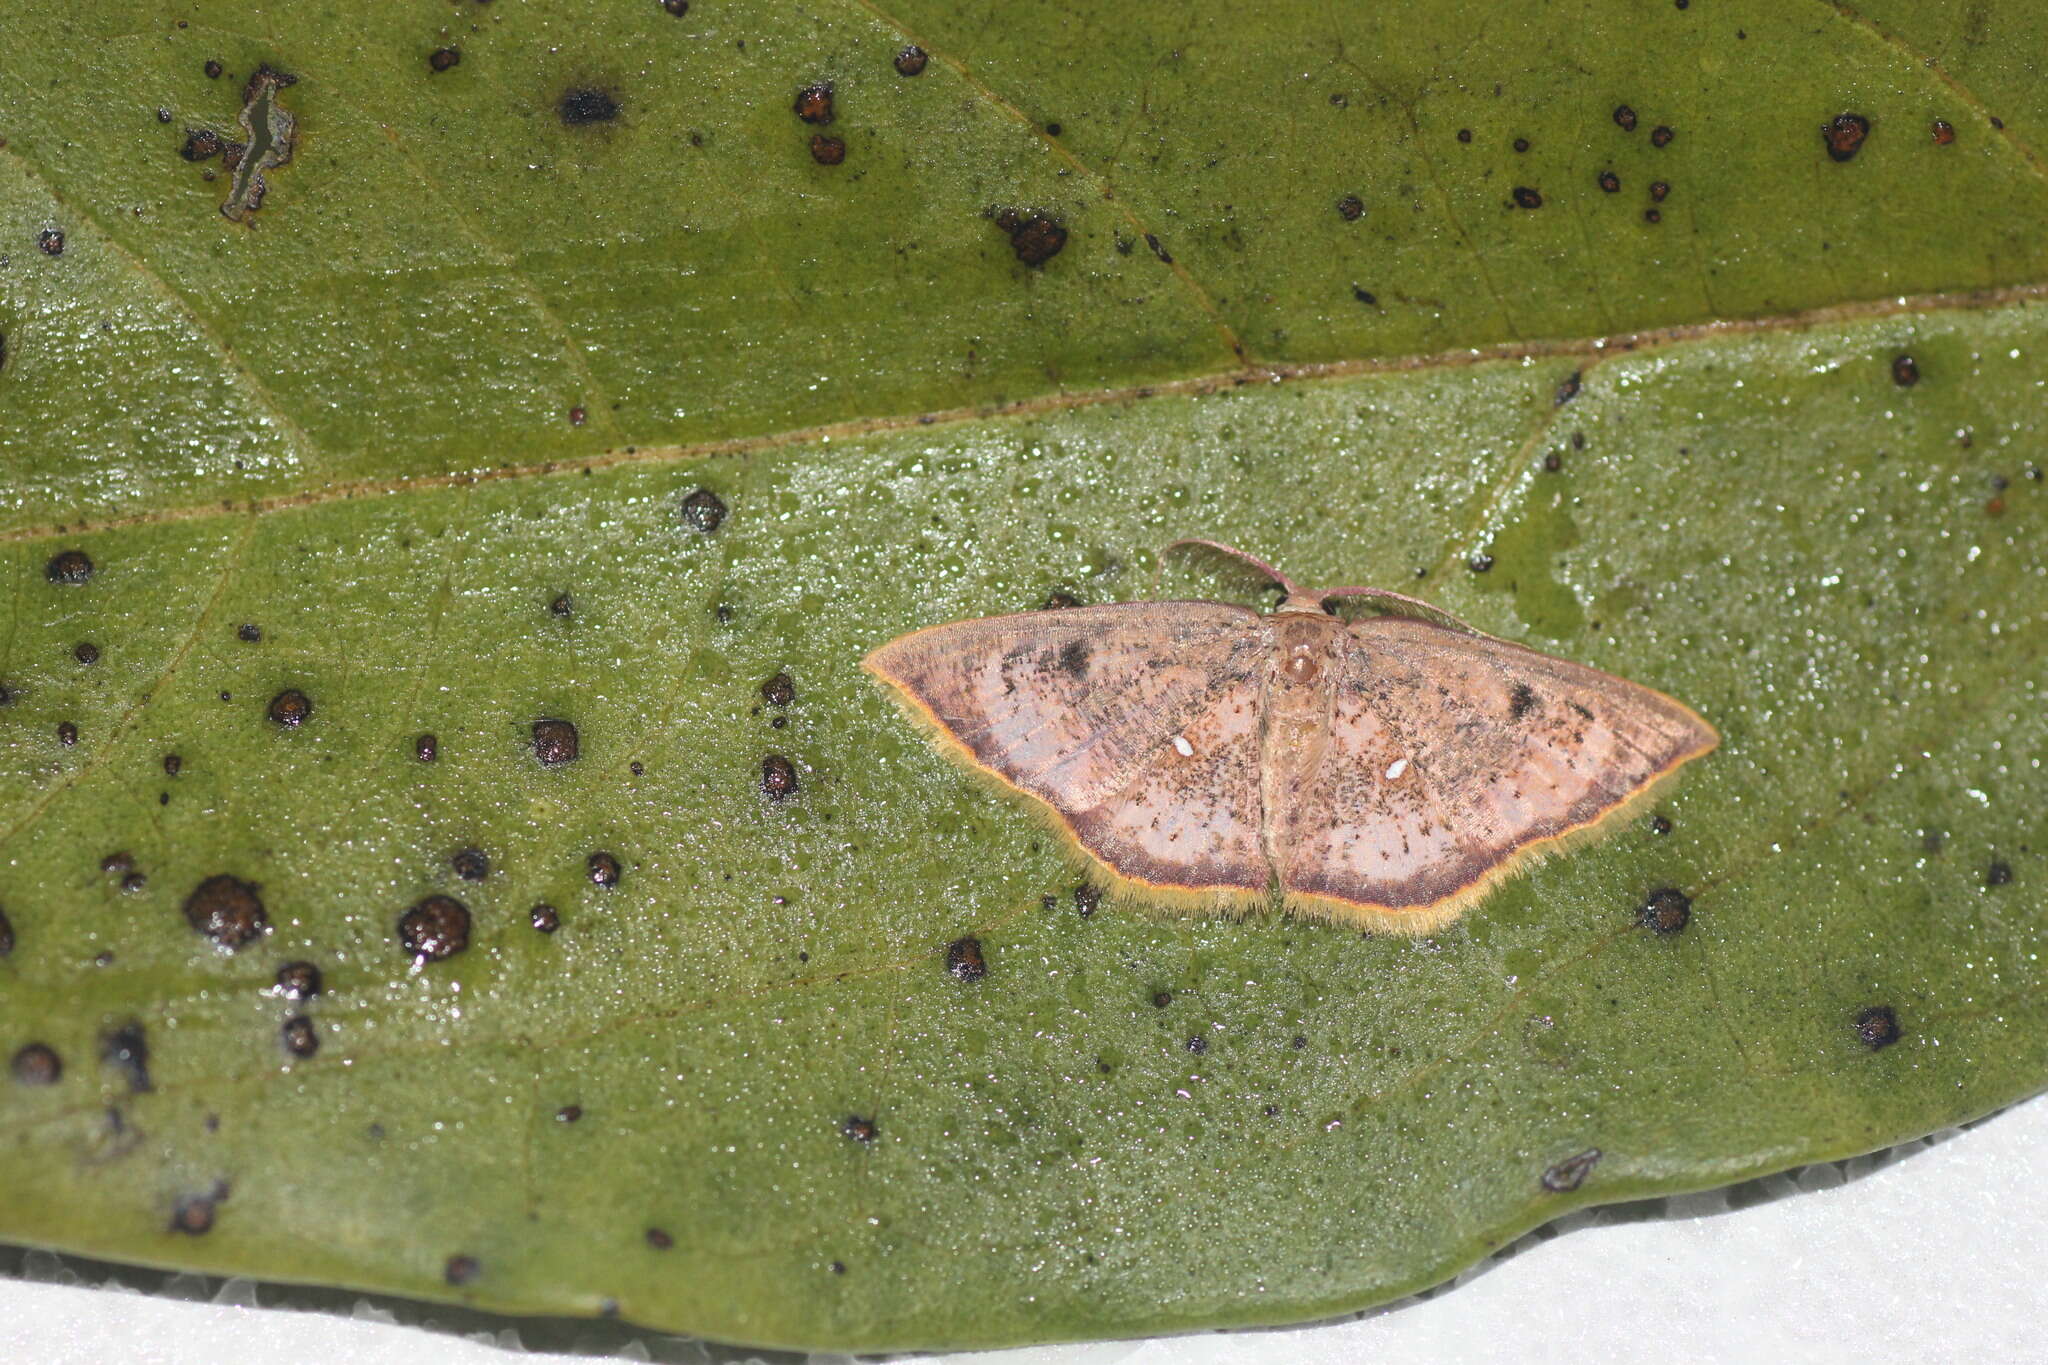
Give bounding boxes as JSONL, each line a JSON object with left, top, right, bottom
{"left": 1283, "top": 649, "right": 1321, "bottom": 685}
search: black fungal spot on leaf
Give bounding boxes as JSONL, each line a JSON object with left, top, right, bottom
{"left": 184, "top": 874, "right": 269, "bottom": 950}
{"left": 1186, "top": 1034, "right": 1207, "bottom": 1055}
{"left": 1152, "top": 990, "right": 1172, "bottom": 1008}
{"left": 444, "top": 1255, "right": 480, "bottom": 1286}
{"left": 204, "top": 59, "right": 224, "bottom": 79}
{"left": 0, "top": 907, "right": 11, "bottom": 957}
{"left": 1456, "top": 128, "right": 1472, "bottom": 143}
{"left": 945, "top": 936, "right": 988, "bottom": 981}
{"left": 11, "top": 1043, "right": 60, "bottom": 1086}
{"left": 37, "top": 229, "right": 64, "bottom": 257}
{"left": 1468, "top": 553, "right": 1494, "bottom": 573}
{"left": 991, "top": 207, "right": 1068, "bottom": 267}
{"left": 588, "top": 851, "right": 622, "bottom": 887}
{"left": 559, "top": 87, "right": 621, "bottom": 126}
{"left": 1643, "top": 208, "right": 1662, "bottom": 224}
{"left": 549, "top": 593, "right": 574, "bottom": 618}
{"left": 680, "top": 488, "right": 727, "bottom": 533}
{"left": 1598, "top": 170, "right": 1620, "bottom": 193}
{"left": 1554, "top": 371, "right": 1581, "bottom": 406}
{"left": 56, "top": 721, "right": 78, "bottom": 748}
{"left": 761, "top": 673, "right": 796, "bottom": 707}
{"left": 1073, "top": 884, "right": 1100, "bottom": 917}
{"left": 810, "top": 134, "right": 846, "bottom": 165}
{"left": 1511, "top": 187, "right": 1542, "bottom": 209}
{"left": 662, "top": 0, "right": 690, "bottom": 13}
{"left": 274, "top": 961, "right": 322, "bottom": 999}
{"left": 100, "top": 1023, "right": 152, "bottom": 1093}
{"left": 894, "top": 45, "right": 928, "bottom": 76}
{"left": 1145, "top": 233, "right": 1173, "bottom": 263}
{"left": 1986, "top": 860, "right": 2013, "bottom": 887}
{"left": 1822, "top": 114, "right": 1869, "bottom": 161}
{"left": 1891, "top": 355, "right": 1920, "bottom": 387}
{"left": 556, "top": 1104, "right": 582, "bottom": 1122}
{"left": 1352, "top": 286, "right": 1377, "bottom": 306}
{"left": 267, "top": 689, "right": 312, "bottom": 727}
{"left": 1638, "top": 887, "right": 1692, "bottom": 934}
{"left": 532, "top": 718, "right": 580, "bottom": 766}
{"left": 841, "top": 1115, "right": 878, "bottom": 1143}
{"left": 1613, "top": 105, "right": 1638, "bottom": 132}
{"left": 531, "top": 903, "right": 561, "bottom": 934}
{"left": 122, "top": 872, "right": 147, "bottom": 894}
{"left": 1336, "top": 195, "right": 1364, "bottom": 221}
{"left": 1854, "top": 1004, "right": 1900, "bottom": 1049}
{"left": 1543, "top": 452, "right": 1562, "bottom": 473}
{"left": 428, "top": 47, "right": 461, "bottom": 73}
{"left": 568, "top": 406, "right": 587, "bottom": 426}
{"left": 1650, "top": 814, "right": 1673, "bottom": 835}
{"left": 762, "top": 753, "right": 799, "bottom": 800}
{"left": 281, "top": 1015, "right": 318, "bottom": 1058}
{"left": 399, "top": 895, "right": 471, "bottom": 962}
{"left": 452, "top": 848, "right": 490, "bottom": 882}
{"left": 793, "top": 82, "right": 835, "bottom": 125}
{"left": 1513, "top": 137, "right": 1530, "bottom": 153}
{"left": 237, "top": 623, "right": 261, "bottom": 642}
{"left": 1649, "top": 180, "right": 1669, "bottom": 202}
{"left": 415, "top": 733, "right": 439, "bottom": 763}
{"left": 1650, "top": 125, "right": 1674, "bottom": 148}
{"left": 646, "top": 1227, "right": 674, "bottom": 1250}
{"left": 1541, "top": 1148, "right": 1601, "bottom": 1192}
{"left": 73, "top": 642, "right": 99, "bottom": 665}
{"left": 45, "top": 550, "right": 93, "bottom": 585}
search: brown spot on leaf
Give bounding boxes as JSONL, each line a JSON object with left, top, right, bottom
{"left": 1073, "top": 884, "right": 1100, "bottom": 917}
{"left": 1854, "top": 1004, "right": 1900, "bottom": 1049}
{"left": 1986, "top": 860, "right": 2013, "bottom": 887}
{"left": 170, "top": 1190, "right": 221, "bottom": 1235}
{"left": 415, "top": 733, "right": 438, "bottom": 762}
{"left": 1932, "top": 119, "right": 1955, "bottom": 145}
{"left": 1891, "top": 354, "right": 1919, "bottom": 387}
{"left": 894, "top": 45, "right": 928, "bottom": 76}
{"left": 221, "top": 67, "right": 298, "bottom": 223}
{"left": 1650, "top": 125, "right": 1674, "bottom": 148}
{"left": 680, "top": 488, "right": 727, "bottom": 533}
{"left": 267, "top": 689, "right": 312, "bottom": 727}
{"left": 533, "top": 718, "right": 580, "bottom": 766}
{"left": 452, "top": 848, "right": 490, "bottom": 882}
{"left": 204, "top": 59, "right": 224, "bottom": 79}
{"left": 428, "top": 47, "right": 461, "bottom": 73}
{"left": 1613, "top": 105, "right": 1637, "bottom": 132}
{"left": 37, "top": 229, "right": 64, "bottom": 257}
{"left": 1650, "top": 814, "right": 1673, "bottom": 835}
{"left": 281, "top": 1014, "right": 318, "bottom": 1058}
{"left": 445, "top": 1255, "right": 480, "bottom": 1286}
{"left": 841, "top": 1114, "right": 877, "bottom": 1143}
{"left": 10, "top": 1043, "right": 58, "bottom": 1085}
{"left": 56, "top": 721, "right": 78, "bottom": 748}
{"left": 793, "top": 82, "right": 835, "bottom": 125}
{"left": 1649, "top": 180, "right": 1669, "bottom": 202}
{"left": 1336, "top": 194, "right": 1364, "bottom": 221}
{"left": 0, "top": 907, "right": 11, "bottom": 957}
{"left": 1638, "top": 887, "right": 1691, "bottom": 934}
{"left": 274, "top": 961, "right": 323, "bottom": 999}
{"left": 1554, "top": 371, "right": 1581, "bottom": 406}
{"left": 588, "top": 851, "right": 622, "bottom": 887}
{"left": 45, "top": 550, "right": 93, "bottom": 585}
{"left": 662, "top": 0, "right": 690, "bottom": 13}
{"left": 237, "top": 623, "right": 261, "bottom": 642}
{"left": 761, "top": 673, "right": 796, "bottom": 707}
{"left": 1598, "top": 170, "right": 1620, "bottom": 193}
{"left": 72, "top": 642, "right": 99, "bottom": 665}
{"left": 646, "top": 1227, "right": 674, "bottom": 1250}
{"left": 762, "top": 753, "right": 799, "bottom": 800}
{"left": 1186, "top": 1034, "right": 1207, "bottom": 1054}
{"left": 556, "top": 1104, "right": 582, "bottom": 1122}
{"left": 945, "top": 936, "right": 987, "bottom": 981}
{"left": 1468, "top": 553, "right": 1494, "bottom": 573}
{"left": 531, "top": 903, "right": 561, "bottom": 934}
{"left": 810, "top": 134, "right": 846, "bottom": 165}
{"left": 399, "top": 895, "right": 471, "bottom": 962}
{"left": 1151, "top": 990, "right": 1172, "bottom": 1008}
{"left": 1511, "top": 186, "right": 1542, "bottom": 209}
{"left": 993, "top": 208, "right": 1068, "bottom": 267}
{"left": 1643, "top": 208, "right": 1662, "bottom": 224}
{"left": 180, "top": 128, "right": 224, "bottom": 161}
{"left": 1821, "top": 113, "right": 1869, "bottom": 162}
{"left": 1541, "top": 1148, "right": 1601, "bottom": 1192}
{"left": 1456, "top": 128, "right": 1472, "bottom": 143}
{"left": 184, "top": 874, "right": 269, "bottom": 950}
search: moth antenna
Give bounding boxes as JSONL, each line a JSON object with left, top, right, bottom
{"left": 1161, "top": 539, "right": 1307, "bottom": 599}
{"left": 1321, "top": 584, "right": 1483, "bottom": 635}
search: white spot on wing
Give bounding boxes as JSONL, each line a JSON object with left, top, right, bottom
{"left": 1384, "top": 757, "right": 1409, "bottom": 781}
{"left": 1172, "top": 735, "right": 1194, "bottom": 757}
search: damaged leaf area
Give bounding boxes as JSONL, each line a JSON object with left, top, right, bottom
{"left": 0, "top": 0, "right": 2046, "bottom": 1353}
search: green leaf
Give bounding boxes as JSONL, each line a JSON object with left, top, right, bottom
{"left": 2, "top": 0, "right": 2044, "bottom": 1352}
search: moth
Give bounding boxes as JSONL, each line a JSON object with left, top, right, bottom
{"left": 863, "top": 542, "right": 1717, "bottom": 932}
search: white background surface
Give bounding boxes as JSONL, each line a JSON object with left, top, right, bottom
{"left": 4, "top": 1094, "right": 2043, "bottom": 1365}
